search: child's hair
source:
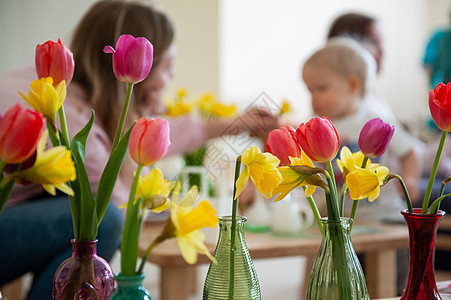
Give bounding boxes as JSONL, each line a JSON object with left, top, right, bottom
{"left": 302, "top": 37, "right": 376, "bottom": 97}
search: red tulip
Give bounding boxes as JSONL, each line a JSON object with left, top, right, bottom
{"left": 295, "top": 117, "right": 339, "bottom": 163}
{"left": 129, "top": 117, "right": 170, "bottom": 166}
{"left": 358, "top": 118, "right": 394, "bottom": 158}
{"left": 104, "top": 34, "right": 154, "bottom": 84}
{"left": 35, "top": 39, "right": 74, "bottom": 86}
{"left": 429, "top": 82, "right": 451, "bottom": 132}
{"left": 266, "top": 125, "right": 302, "bottom": 165}
{"left": 0, "top": 103, "right": 45, "bottom": 164}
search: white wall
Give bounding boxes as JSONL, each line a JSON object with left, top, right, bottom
{"left": 1, "top": 0, "right": 449, "bottom": 132}
{"left": 219, "top": 0, "right": 448, "bottom": 127}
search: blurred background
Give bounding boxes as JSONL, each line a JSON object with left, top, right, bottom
{"left": 1, "top": 0, "right": 449, "bottom": 130}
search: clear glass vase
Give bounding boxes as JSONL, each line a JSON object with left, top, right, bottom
{"left": 203, "top": 216, "right": 261, "bottom": 300}
{"left": 109, "top": 273, "right": 152, "bottom": 300}
{"left": 52, "top": 239, "right": 115, "bottom": 299}
{"left": 307, "top": 218, "right": 369, "bottom": 300}
{"left": 400, "top": 208, "right": 445, "bottom": 300}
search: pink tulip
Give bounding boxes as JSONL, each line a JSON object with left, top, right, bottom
{"left": 429, "top": 82, "right": 451, "bottom": 132}
{"left": 104, "top": 34, "right": 154, "bottom": 84}
{"left": 0, "top": 103, "right": 45, "bottom": 164}
{"left": 35, "top": 39, "right": 74, "bottom": 86}
{"left": 295, "top": 117, "right": 339, "bottom": 163}
{"left": 266, "top": 125, "right": 302, "bottom": 165}
{"left": 129, "top": 117, "right": 170, "bottom": 166}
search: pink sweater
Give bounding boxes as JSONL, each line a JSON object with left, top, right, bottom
{"left": 0, "top": 65, "right": 206, "bottom": 208}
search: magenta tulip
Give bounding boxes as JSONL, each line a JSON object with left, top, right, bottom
{"left": 429, "top": 82, "right": 451, "bottom": 132}
{"left": 295, "top": 117, "right": 339, "bottom": 163}
{"left": 104, "top": 34, "right": 154, "bottom": 84}
{"left": 35, "top": 39, "right": 74, "bottom": 86}
{"left": 358, "top": 118, "right": 394, "bottom": 158}
{"left": 129, "top": 117, "right": 170, "bottom": 166}
{"left": 0, "top": 103, "right": 45, "bottom": 164}
{"left": 266, "top": 125, "right": 302, "bottom": 166}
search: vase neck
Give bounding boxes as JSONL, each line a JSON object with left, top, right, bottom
{"left": 219, "top": 216, "right": 246, "bottom": 232}
{"left": 114, "top": 273, "right": 145, "bottom": 288}
{"left": 71, "top": 239, "right": 98, "bottom": 259}
{"left": 320, "top": 218, "right": 352, "bottom": 236}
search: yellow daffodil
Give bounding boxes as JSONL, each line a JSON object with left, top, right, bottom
{"left": 336, "top": 147, "right": 379, "bottom": 180}
{"left": 7, "top": 130, "right": 75, "bottom": 196}
{"left": 19, "top": 77, "right": 67, "bottom": 122}
{"left": 197, "top": 93, "right": 237, "bottom": 117}
{"left": 165, "top": 88, "right": 192, "bottom": 117}
{"left": 170, "top": 186, "right": 218, "bottom": 264}
{"left": 120, "top": 168, "right": 175, "bottom": 212}
{"left": 272, "top": 154, "right": 318, "bottom": 201}
{"left": 279, "top": 100, "right": 291, "bottom": 115}
{"left": 346, "top": 166, "right": 389, "bottom": 202}
{"left": 166, "top": 102, "right": 192, "bottom": 117}
{"left": 235, "top": 146, "right": 282, "bottom": 199}
{"left": 209, "top": 103, "right": 237, "bottom": 117}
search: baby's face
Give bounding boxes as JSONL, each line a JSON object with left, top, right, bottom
{"left": 303, "top": 65, "right": 360, "bottom": 119}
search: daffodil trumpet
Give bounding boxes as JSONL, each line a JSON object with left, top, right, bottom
{"left": 349, "top": 156, "right": 369, "bottom": 226}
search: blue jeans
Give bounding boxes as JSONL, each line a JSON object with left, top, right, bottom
{"left": 0, "top": 195, "right": 123, "bottom": 299}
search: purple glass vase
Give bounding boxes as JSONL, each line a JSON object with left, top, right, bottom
{"left": 52, "top": 239, "right": 115, "bottom": 299}
{"left": 401, "top": 208, "right": 445, "bottom": 300}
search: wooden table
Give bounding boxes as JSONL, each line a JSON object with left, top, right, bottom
{"left": 139, "top": 221, "right": 409, "bottom": 300}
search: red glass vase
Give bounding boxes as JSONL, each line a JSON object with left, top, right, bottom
{"left": 52, "top": 239, "right": 115, "bottom": 299}
{"left": 401, "top": 208, "right": 445, "bottom": 300}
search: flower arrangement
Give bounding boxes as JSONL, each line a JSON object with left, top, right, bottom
{"left": 0, "top": 40, "right": 78, "bottom": 218}
{"left": 1, "top": 34, "right": 219, "bottom": 287}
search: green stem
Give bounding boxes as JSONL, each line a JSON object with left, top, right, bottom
{"left": 325, "top": 161, "right": 340, "bottom": 220}
{"left": 121, "top": 163, "right": 143, "bottom": 275}
{"left": 350, "top": 156, "right": 369, "bottom": 230}
{"left": 128, "top": 164, "right": 143, "bottom": 210}
{"left": 58, "top": 104, "right": 70, "bottom": 146}
{"left": 394, "top": 174, "right": 413, "bottom": 213}
{"left": 326, "top": 161, "right": 338, "bottom": 201}
{"left": 229, "top": 156, "right": 241, "bottom": 300}
{"left": 422, "top": 130, "right": 447, "bottom": 214}
{"left": 112, "top": 83, "right": 134, "bottom": 150}
{"left": 138, "top": 234, "right": 167, "bottom": 274}
{"left": 0, "top": 161, "right": 5, "bottom": 174}
{"left": 0, "top": 179, "right": 15, "bottom": 217}
{"left": 339, "top": 184, "right": 347, "bottom": 217}
{"left": 302, "top": 186, "right": 323, "bottom": 234}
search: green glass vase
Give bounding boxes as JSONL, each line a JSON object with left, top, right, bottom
{"left": 109, "top": 273, "right": 151, "bottom": 300}
{"left": 203, "top": 216, "right": 261, "bottom": 300}
{"left": 307, "top": 218, "right": 369, "bottom": 300}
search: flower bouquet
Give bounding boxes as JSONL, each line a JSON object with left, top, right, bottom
{"left": 206, "top": 113, "right": 400, "bottom": 299}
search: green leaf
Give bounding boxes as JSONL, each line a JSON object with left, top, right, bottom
{"left": 428, "top": 193, "right": 451, "bottom": 214}
{"left": 69, "top": 111, "right": 96, "bottom": 240}
{"left": 72, "top": 148, "right": 97, "bottom": 241}
{"left": 70, "top": 111, "right": 95, "bottom": 163}
{"left": 96, "top": 124, "right": 134, "bottom": 225}
{"left": 120, "top": 197, "right": 142, "bottom": 276}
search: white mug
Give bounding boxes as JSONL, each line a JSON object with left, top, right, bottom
{"left": 271, "top": 194, "right": 314, "bottom": 235}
